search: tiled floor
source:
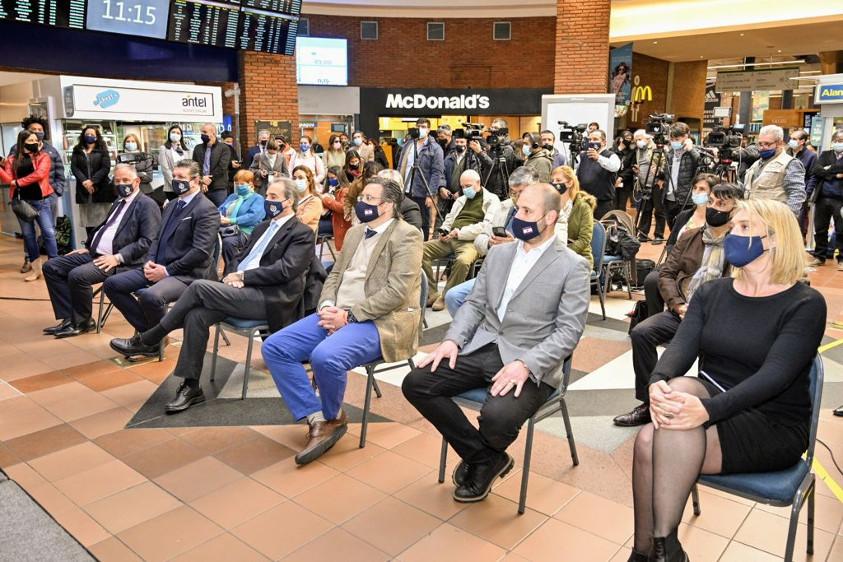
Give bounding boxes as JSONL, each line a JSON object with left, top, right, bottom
{"left": 1, "top": 236, "right": 842, "bottom": 561}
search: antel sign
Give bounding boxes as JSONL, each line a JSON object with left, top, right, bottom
{"left": 385, "top": 93, "right": 491, "bottom": 111}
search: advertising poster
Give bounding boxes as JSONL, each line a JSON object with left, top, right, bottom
{"left": 609, "top": 43, "right": 633, "bottom": 106}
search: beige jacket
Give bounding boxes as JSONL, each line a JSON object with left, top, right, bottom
{"left": 320, "top": 219, "right": 423, "bottom": 363}
{"left": 441, "top": 189, "right": 501, "bottom": 241}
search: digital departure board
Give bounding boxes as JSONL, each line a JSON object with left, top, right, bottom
{"left": 0, "top": 0, "right": 86, "bottom": 29}
{"left": 167, "top": 0, "right": 239, "bottom": 48}
{"left": 237, "top": 7, "right": 295, "bottom": 55}
{"left": 239, "top": 0, "right": 299, "bottom": 16}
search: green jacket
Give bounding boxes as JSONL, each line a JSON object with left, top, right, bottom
{"left": 567, "top": 191, "right": 596, "bottom": 270}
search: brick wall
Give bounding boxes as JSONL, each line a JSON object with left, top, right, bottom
{"left": 554, "top": 0, "right": 611, "bottom": 93}
{"left": 306, "top": 15, "right": 556, "bottom": 89}
{"left": 238, "top": 52, "right": 300, "bottom": 147}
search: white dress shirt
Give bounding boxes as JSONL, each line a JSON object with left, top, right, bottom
{"left": 496, "top": 235, "right": 556, "bottom": 321}
{"left": 94, "top": 190, "right": 139, "bottom": 258}
{"left": 237, "top": 214, "right": 294, "bottom": 272}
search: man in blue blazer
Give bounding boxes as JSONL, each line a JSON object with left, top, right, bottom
{"left": 43, "top": 165, "right": 161, "bottom": 338}
{"left": 105, "top": 160, "right": 220, "bottom": 357}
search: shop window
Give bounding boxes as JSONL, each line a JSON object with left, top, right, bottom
{"left": 427, "top": 22, "right": 445, "bottom": 41}
{"left": 361, "top": 21, "right": 378, "bottom": 40}
{"left": 298, "top": 18, "right": 310, "bottom": 36}
{"left": 493, "top": 21, "right": 511, "bottom": 41}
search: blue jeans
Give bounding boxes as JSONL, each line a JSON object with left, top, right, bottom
{"left": 262, "top": 312, "right": 382, "bottom": 420}
{"left": 18, "top": 199, "right": 58, "bottom": 261}
{"left": 445, "top": 279, "right": 475, "bottom": 317}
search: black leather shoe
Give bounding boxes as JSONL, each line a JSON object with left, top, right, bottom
{"left": 650, "top": 530, "right": 688, "bottom": 562}
{"left": 452, "top": 460, "right": 470, "bottom": 486}
{"left": 834, "top": 405, "right": 843, "bottom": 417}
{"left": 43, "top": 319, "right": 72, "bottom": 335}
{"left": 627, "top": 551, "right": 649, "bottom": 562}
{"left": 54, "top": 318, "right": 96, "bottom": 339}
{"left": 110, "top": 334, "right": 161, "bottom": 358}
{"left": 613, "top": 403, "right": 652, "bottom": 427}
{"left": 453, "top": 453, "right": 514, "bottom": 503}
{"left": 165, "top": 383, "right": 205, "bottom": 414}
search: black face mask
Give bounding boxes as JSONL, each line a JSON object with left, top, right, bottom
{"left": 552, "top": 182, "right": 568, "bottom": 195}
{"left": 23, "top": 143, "right": 39, "bottom": 154}
{"left": 705, "top": 207, "right": 731, "bottom": 227}
{"left": 172, "top": 179, "right": 191, "bottom": 195}
{"left": 259, "top": 140, "right": 267, "bottom": 147}
{"left": 115, "top": 183, "right": 134, "bottom": 198}
{"left": 454, "top": 145, "right": 466, "bottom": 153}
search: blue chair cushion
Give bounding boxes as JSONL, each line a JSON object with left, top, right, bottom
{"left": 603, "top": 255, "right": 623, "bottom": 264}
{"left": 222, "top": 317, "right": 268, "bottom": 331}
{"left": 699, "top": 460, "right": 809, "bottom": 504}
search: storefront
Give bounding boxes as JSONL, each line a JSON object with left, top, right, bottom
{"left": 296, "top": 85, "right": 358, "bottom": 148}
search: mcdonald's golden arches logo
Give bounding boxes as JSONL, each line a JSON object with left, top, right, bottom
{"left": 632, "top": 75, "right": 653, "bottom": 103}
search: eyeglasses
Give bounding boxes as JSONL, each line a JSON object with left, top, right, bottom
{"left": 757, "top": 141, "right": 777, "bottom": 148}
{"left": 357, "top": 194, "right": 384, "bottom": 204}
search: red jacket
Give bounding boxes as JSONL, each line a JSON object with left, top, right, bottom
{"left": 1, "top": 151, "right": 54, "bottom": 199}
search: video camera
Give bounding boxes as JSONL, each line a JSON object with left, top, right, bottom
{"left": 705, "top": 125, "right": 745, "bottom": 163}
{"left": 486, "top": 126, "right": 509, "bottom": 148}
{"left": 558, "top": 121, "right": 587, "bottom": 153}
{"left": 454, "top": 122, "right": 484, "bottom": 143}
{"left": 645, "top": 113, "right": 674, "bottom": 146}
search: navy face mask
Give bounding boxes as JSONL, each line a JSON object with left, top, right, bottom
{"left": 264, "top": 199, "right": 286, "bottom": 218}
{"left": 171, "top": 179, "right": 191, "bottom": 195}
{"left": 510, "top": 215, "right": 546, "bottom": 242}
{"left": 355, "top": 200, "right": 380, "bottom": 223}
{"left": 724, "top": 233, "right": 767, "bottom": 267}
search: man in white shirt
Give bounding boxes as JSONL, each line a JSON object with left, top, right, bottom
{"left": 110, "top": 178, "right": 316, "bottom": 414}
{"left": 576, "top": 129, "right": 621, "bottom": 219}
{"left": 43, "top": 164, "right": 161, "bottom": 338}
{"left": 403, "top": 183, "right": 590, "bottom": 504}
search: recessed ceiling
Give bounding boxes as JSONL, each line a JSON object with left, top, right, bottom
{"left": 0, "top": 72, "right": 51, "bottom": 88}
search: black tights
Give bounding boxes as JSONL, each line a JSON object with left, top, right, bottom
{"left": 632, "top": 377, "right": 723, "bottom": 554}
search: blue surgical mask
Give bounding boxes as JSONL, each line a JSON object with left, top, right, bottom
{"left": 787, "top": 139, "right": 799, "bottom": 150}
{"left": 692, "top": 193, "right": 709, "bottom": 206}
{"left": 355, "top": 200, "right": 380, "bottom": 223}
{"left": 832, "top": 142, "right": 843, "bottom": 153}
{"left": 124, "top": 142, "right": 138, "bottom": 152}
{"left": 523, "top": 145, "right": 532, "bottom": 157}
{"left": 300, "top": 144, "right": 310, "bottom": 152}
{"left": 236, "top": 184, "right": 251, "bottom": 197}
{"left": 264, "top": 199, "right": 286, "bottom": 218}
{"left": 327, "top": 178, "right": 339, "bottom": 188}
{"left": 511, "top": 215, "right": 545, "bottom": 242}
{"left": 418, "top": 128, "right": 429, "bottom": 139}
{"left": 294, "top": 178, "right": 308, "bottom": 193}
{"left": 353, "top": 137, "right": 363, "bottom": 146}
{"left": 724, "top": 233, "right": 767, "bottom": 267}
{"left": 759, "top": 148, "right": 777, "bottom": 159}
{"left": 462, "top": 186, "right": 477, "bottom": 199}
{"left": 670, "top": 141, "right": 683, "bottom": 150}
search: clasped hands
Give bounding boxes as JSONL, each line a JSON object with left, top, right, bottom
{"left": 418, "top": 340, "right": 531, "bottom": 397}
{"left": 143, "top": 261, "right": 168, "bottom": 283}
{"left": 648, "top": 380, "right": 709, "bottom": 430}
{"left": 318, "top": 306, "right": 349, "bottom": 335}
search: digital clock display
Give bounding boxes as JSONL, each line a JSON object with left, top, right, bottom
{"left": 0, "top": 0, "right": 86, "bottom": 30}
{"left": 86, "top": 0, "right": 170, "bottom": 38}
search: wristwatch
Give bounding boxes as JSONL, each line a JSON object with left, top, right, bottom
{"left": 346, "top": 309, "right": 358, "bottom": 324}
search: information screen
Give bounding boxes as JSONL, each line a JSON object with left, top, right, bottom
{"left": 295, "top": 37, "right": 348, "bottom": 86}
{"left": 0, "top": 0, "right": 86, "bottom": 29}
{"left": 239, "top": 0, "right": 298, "bottom": 15}
{"left": 167, "top": 0, "right": 239, "bottom": 48}
{"left": 237, "top": 6, "right": 295, "bottom": 54}
{"left": 86, "top": 0, "right": 170, "bottom": 38}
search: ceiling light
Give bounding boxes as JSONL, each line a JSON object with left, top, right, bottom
{"left": 739, "top": 33, "right": 745, "bottom": 37}
{"left": 652, "top": 41, "right": 658, "bottom": 44}
{"left": 777, "top": 50, "right": 782, "bottom": 53}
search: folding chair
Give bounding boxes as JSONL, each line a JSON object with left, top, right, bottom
{"left": 590, "top": 222, "right": 608, "bottom": 320}
{"left": 209, "top": 318, "right": 269, "bottom": 400}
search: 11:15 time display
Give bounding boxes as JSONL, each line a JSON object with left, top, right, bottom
{"left": 99, "top": 0, "right": 157, "bottom": 25}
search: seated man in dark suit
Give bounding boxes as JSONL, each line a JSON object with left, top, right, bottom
{"left": 111, "top": 178, "right": 316, "bottom": 412}
{"left": 43, "top": 164, "right": 161, "bottom": 338}
{"left": 105, "top": 159, "right": 220, "bottom": 358}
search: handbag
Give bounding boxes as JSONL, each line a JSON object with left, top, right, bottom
{"left": 219, "top": 225, "right": 241, "bottom": 238}
{"left": 11, "top": 195, "right": 38, "bottom": 222}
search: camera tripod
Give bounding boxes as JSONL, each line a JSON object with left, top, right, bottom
{"left": 407, "top": 136, "right": 446, "bottom": 239}
{"left": 482, "top": 144, "right": 511, "bottom": 199}
{"left": 633, "top": 144, "right": 669, "bottom": 243}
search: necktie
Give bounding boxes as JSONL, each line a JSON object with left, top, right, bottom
{"left": 237, "top": 221, "right": 280, "bottom": 272}
{"left": 365, "top": 228, "right": 377, "bottom": 239}
{"left": 89, "top": 199, "right": 125, "bottom": 254}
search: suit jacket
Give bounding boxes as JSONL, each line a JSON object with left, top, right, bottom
{"left": 249, "top": 152, "right": 289, "bottom": 190}
{"left": 86, "top": 193, "right": 161, "bottom": 269}
{"left": 234, "top": 216, "right": 316, "bottom": 333}
{"left": 149, "top": 193, "right": 220, "bottom": 281}
{"left": 446, "top": 239, "right": 590, "bottom": 389}
{"left": 320, "top": 219, "right": 423, "bottom": 363}
{"left": 192, "top": 141, "right": 231, "bottom": 192}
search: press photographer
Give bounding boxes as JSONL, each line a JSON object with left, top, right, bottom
{"left": 480, "top": 119, "right": 518, "bottom": 200}
{"left": 660, "top": 121, "right": 700, "bottom": 229}
{"left": 576, "top": 129, "right": 620, "bottom": 219}
{"left": 443, "top": 126, "right": 486, "bottom": 213}
{"left": 521, "top": 132, "right": 554, "bottom": 182}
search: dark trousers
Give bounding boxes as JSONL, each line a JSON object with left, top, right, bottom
{"left": 206, "top": 189, "right": 227, "bottom": 206}
{"left": 410, "top": 195, "right": 432, "bottom": 240}
{"left": 629, "top": 311, "right": 681, "bottom": 403}
{"left": 157, "top": 280, "right": 268, "bottom": 380}
{"left": 594, "top": 199, "right": 614, "bottom": 221}
{"left": 643, "top": 269, "right": 664, "bottom": 317}
{"left": 103, "top": 268, "right": 192, "bottom": 332}
{"left": 637, "top": 186, "right": 665, "bottom": 239}
{"left": 813, "top": 197, "right": 843, "bottom": 263}
{"left": 402, "top": 343, "right": 554, "bottom": 464}
{"left": 615, "top": 187, "right": 633, "bottom": 213}
{"left": 43, "top": 253, "right": 114, "bottom": 324}
{"left": 221, "top": 232, "right": 248, "bottom": 275}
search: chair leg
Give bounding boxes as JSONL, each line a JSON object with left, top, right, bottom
{"left": 359, "top": 365, "right": 375, "bottom": 448}
{"left": 691, "top": 484, "right": 701, "bottom": 516}
{"left": 158, "top": 339, "right": 165, "bottom": 362}
{"left": 96, "top": 289, "right": 105, "bottom": 334}
{"left": 783, "top": 499, "right": 801, "bottom": 562}
{"left": 807, "top": 484, "right": 815, "bottom": 555}
{"left": 594, "top": 281, "right": 607, "bottom": 321}
{"left": 241, "top": 330, "right": 255, "bottom": 400}
{"left": 559, "top": 398, "right": 579, "bottom": 466}
{"left": 220, "top": 328, "right": 231, "bottom": 347}
{"left": 210, "top": 324, "right": 221, "bottom": 382}
{"left": 372, "top": 377, "right": 383, "bottom": 399}
{"left": 625, "top": 262, "right": 633, "bottom": 300}
{"left": 518, "top": 418, "right": 536, "bottom": 515}
{"left": 438, "top": 437, "right": 448, "bottom": 484}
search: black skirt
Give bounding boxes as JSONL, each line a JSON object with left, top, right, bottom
{"left": 698, "top": 379, "right": 809, "bottom": 474}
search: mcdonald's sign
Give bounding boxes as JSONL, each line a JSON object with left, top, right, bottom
{"left": 633, "top": 84, "right": 653, "bottom": 103}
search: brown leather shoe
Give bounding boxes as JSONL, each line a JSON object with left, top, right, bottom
{"left": 295, "top": 410, "right": 348, "bottom": 465}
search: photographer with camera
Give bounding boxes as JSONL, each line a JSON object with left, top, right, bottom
{"left": 742, "top": 125, "right": 805, "bottom": 216}
{"left": 479, "top": 119, "right": 519, "bottom": 200}
{"left": 397, "top": 118, "right": 446, "bottom": 240}
{"left": 576, "top": 129, "right": 620, "bottom": 220}
{"left": 613, "top": 131, "right": 636, "bottom": 213}
{"left": 443, "top": 129, "right": 486, "bottom": 214}
{"left": 522, "top": 133, "right": 554, "bottom": 182}
{"left": 633, "top": 130, "right": 666, "bottom": 242}
{"left": 662, "top": 122, "right": 701, "bottom": 230}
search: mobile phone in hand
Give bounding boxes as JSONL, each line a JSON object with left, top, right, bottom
{"left": 492, "top": 227, "right": 508, "bottom": 237}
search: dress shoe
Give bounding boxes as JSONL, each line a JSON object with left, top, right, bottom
{"left": 650, "top": 530, "right": 688, "bottom": 562}
{"left": 295, "top": 410, "right": 348, "bottom": 465}
{"left": 807, "top": 257, "right": 825, "bottom": 267}
{"left": 53, "top": 318, "right": 96, "bottom": 339}
{"left": 651, "top": 239, "right": 664, "bottom": 246}
{"left": 20, "top": 258, "right": 31, "bottom": 274}
{"left": 110, "top": 334, "right": 161, "bottom": 358}
{"left": 834, "top": 405, "right": 843, "bottom": 417}
{"left": 452, "top": 460, "right": 470, "bottom": 486}
{"left": 431, "top": 295, "right": 446, "bottom": 311}
{"left": 165, "top": 383, "right": 205, "bottom": 414}
{"left": 613, "top": 403, "right": 652, "bottom": 427}
{"left": 453, "top": 452, "right": 514, "bottom": 503}
{"left": 43, "top": 319, "right": 72, "bottom": 335}
{"left": 627, "top": 551, "right": 648, "bottom": 562}
{"left": 426, "top": 292, "right": 440, "bottom": 308}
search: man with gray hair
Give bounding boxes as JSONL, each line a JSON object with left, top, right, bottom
{"left": 743, "top": 124, "right": 805, "bottom": 215}
{"left": 111, "top": 178, "right": 316, "bottom": 414}
{"left": 422, "top": 168, "right": 501, "bottom": 311}
{"left": 403, "top": 183, "right": 590, "bottom": 503}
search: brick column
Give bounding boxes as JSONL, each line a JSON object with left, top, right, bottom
{"left": 239, "top": 51, "right": 300, "bottom": 148}
{"left": 554, "top": 0, "right": 611, "bottom": 94}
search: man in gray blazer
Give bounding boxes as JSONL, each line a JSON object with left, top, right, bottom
{"left": 403, "top": 183, "right": 590, "bottom": 503}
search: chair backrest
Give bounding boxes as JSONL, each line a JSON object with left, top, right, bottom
{"left": 419, "top": 270, "right": 429, "bottom": 330}
{"left": 207, "top": 234, "right": 223, "bottom": 281}
{"left": 805, "top": 354, "right": 824, "bottom": 466}
{"left": 591, "top": 222, "right": 607, "bottom": 273}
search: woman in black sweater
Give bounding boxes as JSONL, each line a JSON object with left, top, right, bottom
{"left": 70, "top": 126, "right": 113, "bottom": 235}
{"left": 629, "top": 199, "right": 826, "bottom": 562}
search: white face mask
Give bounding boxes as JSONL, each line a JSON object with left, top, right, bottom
{"left": 636, "top": 140, "right": 647, "bottom": 149}
{"left": 418, "top": 128, "right": 429, "bottom": 139}
{"left": 294, "top": 178, "right": 308, "bottom": 192}
{"left": 787, "top": 139, "right": 799, "bottom": 150}
{"left": 125, "top": 142, "right": 138, "bottom": 152}
{"left": 169, "top": 132, "right": 181, "bottom": 142}
{"left": 833, "top": 142, "right": 843, "bottom": 153}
